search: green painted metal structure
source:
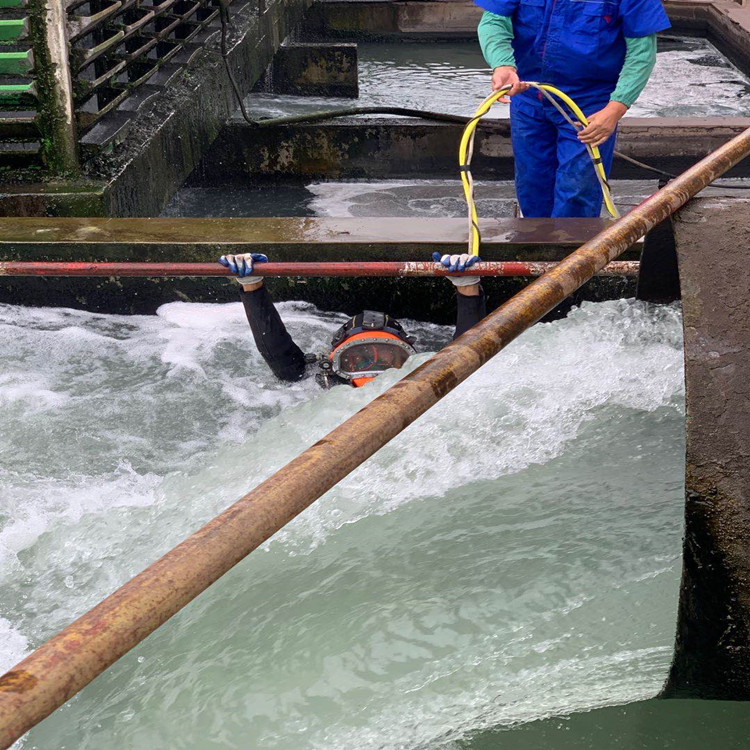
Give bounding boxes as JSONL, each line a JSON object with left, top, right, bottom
{"left": 0, "top": 0, "right": 36, "bottom": 164}
{"left": 0, "top": 18, "right": 27, "bottom": 41}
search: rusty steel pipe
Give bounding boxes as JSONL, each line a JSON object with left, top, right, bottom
{"left": 1, "top": 127, "right": 748, "bottom": 748}
{"left": 0, "top": 260, "right": 639, "bottom": 278}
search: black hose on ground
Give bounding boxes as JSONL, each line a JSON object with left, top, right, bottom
{"left": 247, "top": 107, "right": 478, "bottom": 126}
{"left": 217, "top": 5, "right": 486, "bottom": 127}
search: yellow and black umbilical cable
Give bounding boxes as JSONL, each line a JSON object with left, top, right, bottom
{"left": 459, "top": 84, "right": 620, "bottom": 257}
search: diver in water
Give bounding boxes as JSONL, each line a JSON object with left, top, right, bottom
{"left": 219, "top": 252, "right": 486, "bottom": 388}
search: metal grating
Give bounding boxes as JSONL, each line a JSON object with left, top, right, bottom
{"left": 70, "top": 0, "right": 231, "bottom": 153}
{"left": 0, "top": 0, "right": 261, "bottom": 170}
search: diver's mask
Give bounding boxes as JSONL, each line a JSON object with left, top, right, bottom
{"left": 326, "top": 311, "right": 416, "bottom": 387}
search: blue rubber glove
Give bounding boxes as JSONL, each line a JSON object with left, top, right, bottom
{"left": 219, "top": 253, "right": 268, "bottom": 284}
{"left": 432, "top": 252, "right": 481, "bottom": 286}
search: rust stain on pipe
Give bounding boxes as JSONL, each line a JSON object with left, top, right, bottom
{"left": 0, "top": 672, "right": 37, "bottom": 694}
{"left": 0, "top": 127, "right": 748, "bottom": 749}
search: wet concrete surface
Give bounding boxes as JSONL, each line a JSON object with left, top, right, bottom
{"left": 0, "top": 216, "right": 640, "bottom": 316}
{"left": 666, "top": 197, "right": 750, "bottom": 699}
{"left": 200, "top": 118, "right": 750, "bottom": 182}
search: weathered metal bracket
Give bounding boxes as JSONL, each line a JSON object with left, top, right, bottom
{"left": 636, "top": 214, "right": 681, "bottom": 304}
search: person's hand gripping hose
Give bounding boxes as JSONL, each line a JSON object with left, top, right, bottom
{"left": 219, "top": 253, "right": 269, "bottom": 285}
{"left": 491, "top": 66, "right": 530, "bottom": 103}
{"left": 432, "top": 252, "right": 482, "bottom": 287}
{"left": 578, "top": 101, "right": 628, "bottom": 148}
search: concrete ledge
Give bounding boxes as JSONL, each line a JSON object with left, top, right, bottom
{"left": 667, "top": 0, "right": 750, "bottom": 72}
{"left": 0, "top": 182, "right": 106, "bottom": 218}
{"left": 199, "top": 117, "right": 750, "bottom": 180}
{"left": 304, "top": 0, "right": 483, "bottom": 39}
{"left": 270, "top": 43, "right": 359, "bottom": 97}
{"left": 0, "top": 216, "right": 640, "bottom": 257}
{"left": 0, "top": 216, "right": 639, "bottom": 315}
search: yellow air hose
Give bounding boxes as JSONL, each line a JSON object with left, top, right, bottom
{"left": 459, "top": 83, "right": 620, "bottom": 256}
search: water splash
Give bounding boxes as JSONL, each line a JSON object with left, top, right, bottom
{"left": 0, "top": 299, "right": 685, "bottom": 749}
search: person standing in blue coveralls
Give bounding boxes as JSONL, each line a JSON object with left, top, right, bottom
{"left": 476, "top": 0, "right": 670, "bottom": 217}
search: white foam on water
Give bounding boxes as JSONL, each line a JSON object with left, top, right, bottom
{"left": 305, "top": 180, "right": 519, "bottom": 219}
{"left": 0, "top": 372, "right": 69, "bottom": 411}
{"left": 0, "top": 299, "right": 686, "bottom": 749}
{"left": 0, "top": 617, "right": 28, "bottom": 673}
{"left": 219, "top": 298, "right": 685, "bottom": 553}
{"left": 631, "top": 44, "right": 749, "bottom": 117}
{"left": 165, "top": 178, "right": 750, "bottom": 220}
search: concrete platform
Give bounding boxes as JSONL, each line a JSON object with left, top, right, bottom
{"left": 0, "top": 216, "right": 640, "bottom": 316}
{"left": 198, "top": 117, "right": 750, "bottom": 180}
{"left": 665, "top": 196, "right": 750, "bottom": 699}
{"left": 0, "top": 216, "right": 642, "bottom": 259}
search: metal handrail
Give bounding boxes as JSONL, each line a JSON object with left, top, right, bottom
{"left": 0, "top": 260, "right": 640, "bottom": 277}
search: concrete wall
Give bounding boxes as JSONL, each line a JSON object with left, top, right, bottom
{"left": 197, "top": 118, "right": 750, "bottom": 181}
{"left": 304, "top": 0, "right": 750, "bottom": 77}
{"left": 664, "top": 197, "right": 750, "bottom": 699}
{"left": 667, "top": 0, "right": 750, "bottom": 74}
{"left": 268, "top": 42, "right": 359, "bottom": 96}
{"left": 304, "top": 0, "right": 483, "bottom": 39}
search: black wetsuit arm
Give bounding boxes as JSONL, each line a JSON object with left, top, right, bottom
{"left": 453, "top": 286, "right": 487, "bottom": 339}
{"left": 240, "top": 285, "right": 307, "bottom": 381}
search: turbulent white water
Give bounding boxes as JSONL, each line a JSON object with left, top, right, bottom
{"left": 0, "top": 299, "right": 686, "bottom": 749}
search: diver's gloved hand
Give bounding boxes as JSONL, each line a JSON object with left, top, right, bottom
{"left": 432, "top": 252, "right": 481, "bottom": 287}
{"left": 219, "top": 253, "right": 268, "bottom": 286}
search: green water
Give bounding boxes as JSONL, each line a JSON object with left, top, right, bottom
{"left": 1, "top": 298, "right": 734, "bottom": 749}
{"left": 463, "top": 699, "right": 750, "bottom": 749}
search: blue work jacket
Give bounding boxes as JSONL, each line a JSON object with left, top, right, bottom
{"left": 476, "top": 0, "right": 670, "bottom": 105}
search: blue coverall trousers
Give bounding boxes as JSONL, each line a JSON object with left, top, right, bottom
{"left": 510, "top": 96, "right": 617, "bottom": 218}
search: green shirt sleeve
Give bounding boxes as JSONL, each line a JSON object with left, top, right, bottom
{"left": 610, "top": 34, "right": 657, "bottom": 108}
{"left": 478, "top": 11, "right": 516, "bottom": 70}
